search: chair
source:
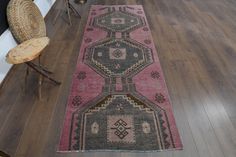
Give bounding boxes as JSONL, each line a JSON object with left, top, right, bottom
{"left": 6, "top": 0, "right": 60, "bottom": 99}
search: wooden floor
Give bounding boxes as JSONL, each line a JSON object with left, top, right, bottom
{"left": 1, "top": 0, "right": 236, "bottom": 156}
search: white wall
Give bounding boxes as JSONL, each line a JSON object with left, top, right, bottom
{"left": 0, "top": 0, "right": 56, "bottom": 83}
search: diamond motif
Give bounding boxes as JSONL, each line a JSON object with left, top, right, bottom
{"left": 111, "top": 119, "right": 131, "bottom": 139}
{"left": 112, "top": 49, "right": 123, "bottom": 58}
{"left": 151, "top": 71, "right": 160, "bottom": 79}
{"left": 107, "top": 115, "right": 135, "bottom": 143}
{"left": 155, "top": 93, "right": 165, "bottom": 103}
{"left": 71, "top": 96, "right": 82, "bottom": 108}
{"left": 77, "top": 71, "right": 86, "bottom": 80}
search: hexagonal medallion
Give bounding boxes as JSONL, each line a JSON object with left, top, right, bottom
{"left": 93, "top": 11, "right": 145, "bottom": 32}
{"left": 84, "top": 38, "right": 153, "bottom": 77}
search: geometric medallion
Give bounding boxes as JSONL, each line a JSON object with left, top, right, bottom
{"left": 93, "top": 11, "right": 145, "bottom": 32}
{"left": 69, "top": 94, "right": 174, "bottom": 151}
{"left": 85, "top": 38, "right": 153, "bottom": 77}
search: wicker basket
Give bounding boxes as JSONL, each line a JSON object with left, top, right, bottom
{"left": 7, "top": 0, "right": 46, "bottom": 43}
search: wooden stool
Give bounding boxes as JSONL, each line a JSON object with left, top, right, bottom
{"left": 6, "top": 37, "right": 61, "bottom": 99}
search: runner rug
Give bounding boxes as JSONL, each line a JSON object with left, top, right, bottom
{"left": 59, "top": 5, "right": 182, "bottom": 152}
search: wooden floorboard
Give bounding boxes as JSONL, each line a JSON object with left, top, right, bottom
{"left": 0, "top": 0, "right": 236, "bottom": 156}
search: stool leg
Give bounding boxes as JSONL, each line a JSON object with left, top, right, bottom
{"left": 24, "top": 62, "right": 60, "bottom": 100}
{"left": 24, "top": 66, "right": 29, "bottom": 92}
{"left": 30, "top": 62, "right": 53, "bottom": 74}
{"left": 25, "top": 62, "right": 61, "bottom": 85}
{"left": 38, "top": 56, "right": 42, "bottom": 100}
{"left": 68, "top": 1, "right": 81, "bottom": 17}
{"left": 38, "top": 74, "right": 42, "bottom": 100}
{"left": 53, "top": 8, "right": 62, "bottom": 25}
{"left": 0, "top": 150, "right": 10, "bottom": 157}
{"left": 65, "top": 0, "right": 72, "bottom": 25}
{"left": 38, "top": 55, "right": 41, "bottom": 65}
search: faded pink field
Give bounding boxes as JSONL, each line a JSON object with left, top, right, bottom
{"left": 59, "top": 5, "right": 182, "bottom": 152}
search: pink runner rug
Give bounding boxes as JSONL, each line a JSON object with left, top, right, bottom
{"left": 59, "top": 5, "right": 182, "bottom": 152}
